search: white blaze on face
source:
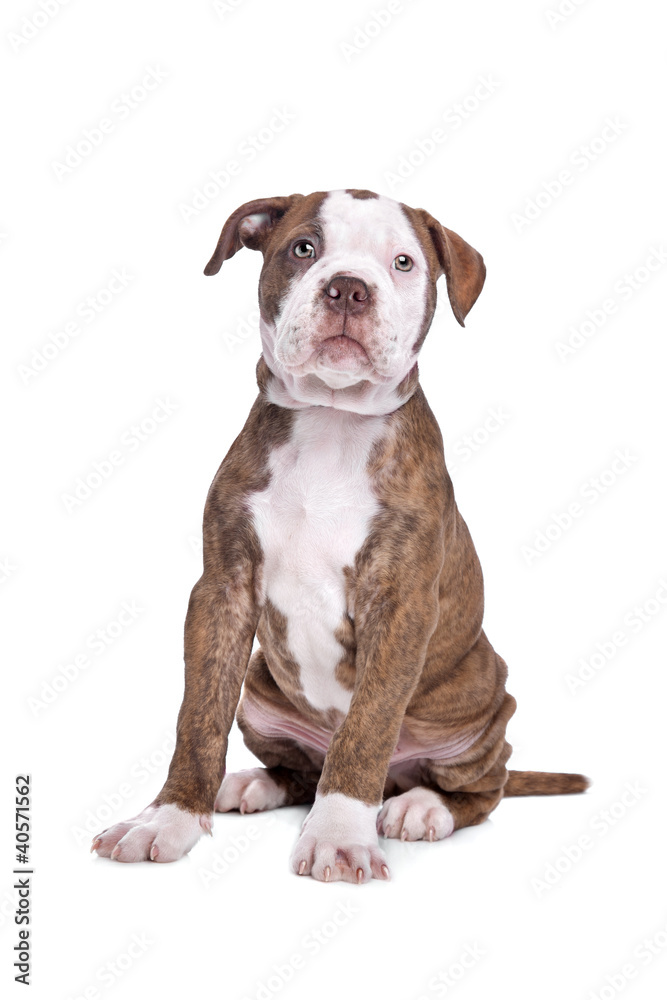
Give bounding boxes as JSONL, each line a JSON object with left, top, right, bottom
{"left": 270, "top": 190, "right": 429, "bottom": 390}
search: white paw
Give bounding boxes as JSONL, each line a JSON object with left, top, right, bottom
{"left": 215, "top": 768, "right": 288, "bottom": 814}
{"left": 377, "top": 787, "right": 454, "bottom": 842}
{"left": 290, "top": 792, "right": 389, "bottom": 884}
{"left": 90, "top": 803, "right": 211, "bottom": 863}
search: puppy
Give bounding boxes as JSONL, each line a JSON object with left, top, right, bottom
{"left": 91, "top": 189, "right": 588, "bottom": 882}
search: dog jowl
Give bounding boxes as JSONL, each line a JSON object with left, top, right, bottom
{"left": 91, "top": 189, "right": 589, "bottom": 882}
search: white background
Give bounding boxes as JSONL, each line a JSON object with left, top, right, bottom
{"left": 2, "top": 1, "right": 666, "bottom": 998}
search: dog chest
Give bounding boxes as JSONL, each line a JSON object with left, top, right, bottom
{"left": 248, "top": 408, "right": 387, "bottom": 713}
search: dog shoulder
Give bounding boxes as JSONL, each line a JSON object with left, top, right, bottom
{"left": 201, "top": 394, "right": 293, "bottom": 570}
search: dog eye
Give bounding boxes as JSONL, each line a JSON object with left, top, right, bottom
{"left": 293, "top": 241, "right": 315, "bottom": 259}
{"left": 393, "top": 254, "right": 413, "bottom": 271}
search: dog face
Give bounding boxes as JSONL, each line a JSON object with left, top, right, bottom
{"left": 205, "top": 189, "right": 485, "bottom": 401}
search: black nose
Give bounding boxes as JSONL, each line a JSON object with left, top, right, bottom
{"left": 325, "top": 275, "right": 369, "bottom": 315}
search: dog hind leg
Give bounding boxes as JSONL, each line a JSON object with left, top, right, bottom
{"left": 379, "top": 748, "right": 510, "bottom": 841}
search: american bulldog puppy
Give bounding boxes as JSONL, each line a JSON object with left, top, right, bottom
{"left": 92, "top": 189, "right": 588, "bottom": 882}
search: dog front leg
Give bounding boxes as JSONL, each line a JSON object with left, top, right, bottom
{"left": 290, "top": 577, "right": 440, "bottom": 883}
{"left": 92, "top": 569, "right": 258, "bottom": 863}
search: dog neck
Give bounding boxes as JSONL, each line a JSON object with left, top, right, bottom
{"left": 256, "top": 356, "right": 420, "bottom": 415}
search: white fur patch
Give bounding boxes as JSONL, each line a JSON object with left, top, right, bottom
{"left": 250, "top": 406, "right": 387, "bottom": 714}
{"left": 290, "top": 792, "right": 388, "bottom": 882}
{"left": 215, "top": 768, "right": 288, "bottom": 813}
{"left": 91, "top": 803, "right": 210, "bottom": 863}
{"left": 315, "top": 191, "right": 429, "bottom": 372}
{"left": 378, "top": 787, "right": 455, "bottom": 842}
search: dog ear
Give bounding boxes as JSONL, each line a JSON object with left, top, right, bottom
{"left": 416, "top": 210, "right": 486, "bottom": 326}
{"left": 204, "top": 195, "right": 302, "bottom": 275}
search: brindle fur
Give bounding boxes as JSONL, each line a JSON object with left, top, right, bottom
{"left": 153, "top": 191, "right": 588, "bottom": 837}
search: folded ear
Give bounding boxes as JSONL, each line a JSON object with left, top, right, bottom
{"left": 416, "top": 210, "right": 486, "bottom": 326}
{"left": 204, "top": 194, "right": 302, "bottom": 275}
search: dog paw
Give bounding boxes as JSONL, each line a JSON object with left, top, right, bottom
{"left": 290, "top": 793, "right": 389, "bottom": 883}
{"left": 90, "top": 803, "right": 211, "bottom": 863}
{"left": 215, "top": 768, "right": 288, "bottom": 814}
{"left": 377, "top": 787, "right": 454, "bottom": 842}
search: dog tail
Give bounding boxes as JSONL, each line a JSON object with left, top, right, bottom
{"left": 503, "top": 770, "right": 590, "bottom": 797}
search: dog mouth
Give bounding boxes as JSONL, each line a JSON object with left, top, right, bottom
{"left": 272, "top": 315, "right": 395, "bottom": 387}
{"left": 316, "top": 333, "right": 370, "bottom": 371}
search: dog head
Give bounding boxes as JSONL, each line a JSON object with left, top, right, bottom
{"left": 205, "top": 189, "right": 485, "bottom": 410}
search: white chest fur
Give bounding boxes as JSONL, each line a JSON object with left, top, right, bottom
{"left": 249, "top": 407, "right": 387, "bottom": 714}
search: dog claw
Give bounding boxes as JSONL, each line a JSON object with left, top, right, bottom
{"left": 298, "top": 860, "right": 307, "bottom": 875}
{"left": 379, "top": 789, "right": 455, "bottom": 843}
{"left": 356, "top": 867, "right": 364, "bottom": 883}
{"left": 324, "top": 866, "right": 331, "bottom": 882}
{"left": 87, "top": 804, "right": 208, "bottom": 863}
{"left": 381, "top": 864, "right": 390, "bottom": 880}
{"left": 240, "top": 800, "right": 247, "bottom": 815}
